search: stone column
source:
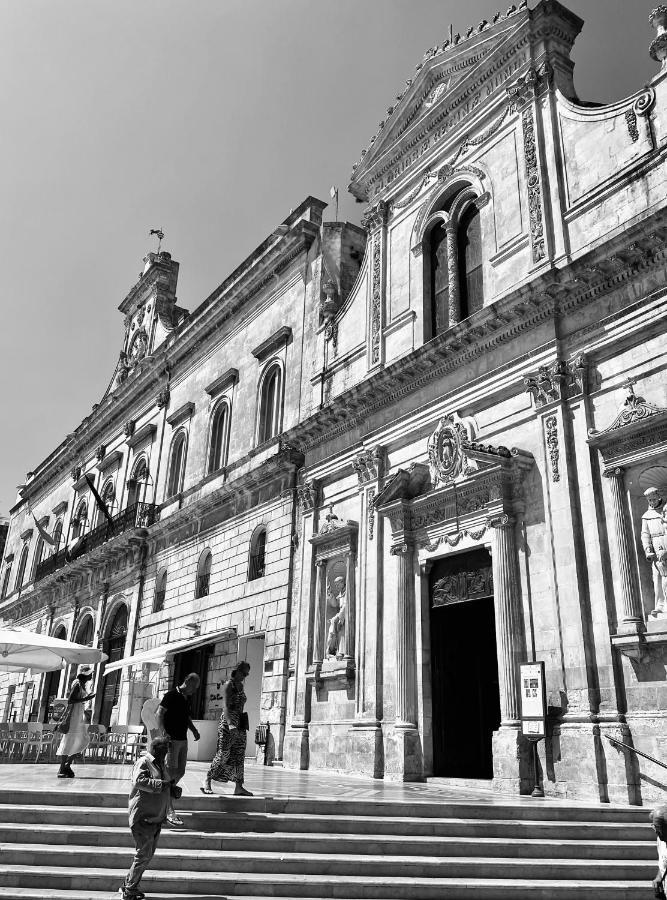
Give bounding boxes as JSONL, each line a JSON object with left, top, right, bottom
{"left": 392, "top": 543, "right": 417, "bottom": 728}
{"left": 603, "top": 467, "right": 644, "bottom": 631}
{"left": 312, "top": 560, "right": 327, "bottom": 665}
{"left": 445, "top": 222, "right": 460, "bottom": 327}
{"left": 489, "top": 515, "right": 523, "bottom": 725}
{"left": 343, "top": 551, "right": 356, "bottom": 662}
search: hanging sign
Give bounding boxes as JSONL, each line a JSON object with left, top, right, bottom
{"left": 520, "top": 661, "right": 546, "bottom": 739}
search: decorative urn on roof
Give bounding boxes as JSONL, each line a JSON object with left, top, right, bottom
{"left": 650, "top": 6, "right": 667, "bottom": 64}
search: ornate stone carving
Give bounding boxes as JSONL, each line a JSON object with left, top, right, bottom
{"left": 367, "top": 488, "right": 376, "bottom": 540}
{"left": 71, "top": 465, "right": 82, "bottom": 483}
{"left": 95, "top": 444, "right": 106, "bottom": 463}
{"left": 649, "top": 7, "right": 667, "bottom": 65}
{"left": 420, "top": 524, "right": 487, "bottom": 552}
{"left": 370, "top": 237, "right": 382, "bottom": 365}
{"left": 432, "top": 564, "right": 493, "bottom": 607}
{"left": 325, "top": 572, "right": 347, "bottom": 658}
{"left": 296, "top": 480, "right": 318, "bottom": 511}
{"left": 640, "top": 486, "right": 667, "bottom": 616}
{"left": 545, "top": 416, "right": 560, "bottom": 482}
{"left": 156, "top": 388, "right": 170, "bottom": 410}
{"left": 589, "top": 382, "right": 666, "bottom": 436}
{"left": 362, "top": 200, "right": 389, "bottom": 232}
{"left": 524, "top": 356, "right": 588, "bottom": 408}
{"left": 521, "top": 106, "right": 546, "bottom": 263}
{"left": 318, "top": 505, "right": 343, "bottom": 535}
{"left": 625, "top": 109, "right": 639, "bottom": 143}
{"left": 427, "top": 413, "right": 476, "bottom": 487}
{"left": 124, "top": 420, "right": 136, "bottom": 438}
{"left": 506, "top": 62, "right": 553, "bottom": 108}
{"left": 352, "top": 447, "right": 385, "bottom": 485}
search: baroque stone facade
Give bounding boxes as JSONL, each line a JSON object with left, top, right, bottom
{"left": 1, "top": 1, "right": 667, "bottom": 804}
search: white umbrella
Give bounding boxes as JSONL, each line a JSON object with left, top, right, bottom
{"left": 0, "top": 626, "right": 108, "bottom": 673}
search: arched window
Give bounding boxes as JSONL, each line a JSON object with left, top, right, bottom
{"left": 15, "top": 544, "right": 29, "bottom": 591}
{"left": 1, "top": 563, "right": 13, "bottom": 599}
{"left": 75, "top": 615, "right": 94, "bottom": 647}
{"left": 72, "top": 501, "right": 88, "bottom": 539}
{"left": 32, "top": 538, "right": 45, "bottom": 580}
{"left": 52, "top": 520, "right": 63, "bottom": 554}
{"left": 166, "top": 432, "right": 187, "bottom": 498}
{"left": 429, "top": 220, "right": 449, "bottom": 337}
{"left": 195, "top": 549, "right": 212, "bottom": 598}
{"left": 257, "top": 363, "right": 282, "bottom": 445}
{"left": 208, "top": 401, "right": 230, "bottom": 473}
{"left": 153, "top": 568, "right": 167, "bottom": 613}
{"left": 248, "top": 527, "right": 267, "bottom": 581}
{"left": 95, "top": 479, "right": 115, "bottom": 527}
{"left": 126, "top": 457, "right": 148, "bottom": 509}
{"left": 458, "top": 203, "right": 484, "bottom": 318}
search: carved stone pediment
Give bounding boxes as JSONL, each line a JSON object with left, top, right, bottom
{"left": 588, "top": 382, "right": 667, "bottom": 466}
{"left": 310, "top": 506, "right": 358, "bottom": 563}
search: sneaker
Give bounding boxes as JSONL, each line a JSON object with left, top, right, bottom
{"left": 166, "top": 812, "right": 183, "bottom": 826}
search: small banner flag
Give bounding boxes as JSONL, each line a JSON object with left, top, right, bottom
{"left": 85, "top": 474, "right": 114, "bottom": 525}
{"left": 30, "top": 508, "right": 56, "bottom": 546}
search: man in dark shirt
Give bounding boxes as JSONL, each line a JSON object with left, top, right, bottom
{"left": 157, "top": 673, "right": 200, "bottom": 826}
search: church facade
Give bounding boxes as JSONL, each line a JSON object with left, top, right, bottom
{"left": 1, "top": 1, "right": 667, "bottom": 802}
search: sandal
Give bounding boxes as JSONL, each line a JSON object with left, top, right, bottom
{"left": 200, "top": 786, "right": 214, "bottom": 795}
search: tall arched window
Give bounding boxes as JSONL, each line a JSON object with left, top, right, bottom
{"left": 248, "top": 527, "right": 267, "bottom": 581}
{"left": 166, "top": 432, "right": 187, "bottom": 498}
{"left": 458, "top": 204, "right": 484, "bottom": 318}
{"left": 100, "top": 604, "right": 128, "bottom": 727}
{"left": 127, "top": 457, "right": 148, "bottom": 508}
{"left": 72, "top": 500, "right": 88, "bottom": 539}
{"left": 75, "top": 615, "right": 95, "bottom": 647}
{"left": 15, "top": 544, "right": 29, "bottom": 591}
{"left": 32, "top": 538, "right": 45, "bottom": 580}
{"left": 208, "top": 401, "right": 230, "bottom": 474}
{"left": 195, "top": 550, "right": 212, "bottom": 598}
{"left": 257, "top": 363, "right": 282, "bottom": 445}
{"left": 429, "top": 221, "right": 450, "bottom": 337}
{"left": 1, "top": 563, "right": 13, "bottom": 599}
{"left": 52, "top": 520, "right": 63, "bottom": 554}
{"left": 153, "top": 568, "right": 167, "bottom": 612}
{"left": 95, "top": 479, "right": 115, "bottom": 526}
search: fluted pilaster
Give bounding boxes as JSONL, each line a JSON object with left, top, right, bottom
{"left": 490, "top": 515, "right": 523, "bottom": 725}
{"left": 603, "top": 467, "right": 644, "bottom": 628}
{"left": 391, "top": 543, "right": 417, "bottom": 728}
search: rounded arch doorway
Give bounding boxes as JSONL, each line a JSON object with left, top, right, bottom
{"left": 100, "top": 604, "right": 128, "bottom": 727}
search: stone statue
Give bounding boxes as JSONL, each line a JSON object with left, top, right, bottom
{"left": 641, "top": 487, "right": 667, "bottom": 616}
{"left": 326, "top": 575, "right": 346, "bottom": 658}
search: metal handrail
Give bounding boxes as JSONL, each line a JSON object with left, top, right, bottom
{"left": 605, "top": 734, "right": 667, "bottom": 771}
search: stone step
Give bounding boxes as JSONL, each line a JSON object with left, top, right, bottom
{"left": 0, "top": 844, "right": 655, "bottom": 881}
{"left": 0, "top": 804, "right": 653, "bottom": 840}
{"left": 0, "top": 789, "right": 650, "bottom": 823}
{"left": 0, "top": 866, "right": 651, "bottom": 898}
{"left": 0, "top": 822, "right": 654, "bottom": 860}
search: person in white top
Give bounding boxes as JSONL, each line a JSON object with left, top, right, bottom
{"left": 651, "top": 805, "right": 667, "bottom": 898}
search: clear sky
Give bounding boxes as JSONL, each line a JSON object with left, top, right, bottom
{"left": 0, "top": 0, "right": 656, "bottom": 517}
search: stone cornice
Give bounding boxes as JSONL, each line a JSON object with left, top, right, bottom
{"left": 251, "top": 326, "right": 293, "bottom": 361}
{"left": 205, "top": 369, "right": 239, "bottom": 397}
{"left": 166, "top": 402, "right": 195, "bottom": 428}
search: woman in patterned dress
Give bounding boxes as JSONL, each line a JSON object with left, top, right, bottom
{"left": 201, "top": 661, "right": 253, "bottom": 796}
{"left": 56, "top": 665, "right": 95, "bottom": 778}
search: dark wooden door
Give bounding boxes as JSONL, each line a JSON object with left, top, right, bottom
{"left": 429, "top": 549, "right": 500, "bottom": 778}
{"left": 100, "top": 606, "right": 128, "bottom": 726}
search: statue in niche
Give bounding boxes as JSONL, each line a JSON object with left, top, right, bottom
{"left": 641, "top": 487, "right": 667, "bottom": 616}
{"left": 326, "top": 573, "right": 347, "bottom": 658}
{"left": 129, "top": 330, "right": 148, "bottom": 364}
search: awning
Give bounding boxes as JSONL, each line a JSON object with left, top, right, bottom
{"left": 103, "top": 628, "right": 236, "bottom": 674}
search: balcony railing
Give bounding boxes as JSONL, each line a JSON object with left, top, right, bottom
{"left": 35, "top": 502, "right": 158, "bottom": 582}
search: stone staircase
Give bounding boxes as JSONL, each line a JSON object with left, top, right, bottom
{"left": 0, "top": 786, "right": 656, "bottom": 898}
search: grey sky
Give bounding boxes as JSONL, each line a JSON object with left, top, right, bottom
{"left": 0, "top": 0, "right": 656, "bottom": 516}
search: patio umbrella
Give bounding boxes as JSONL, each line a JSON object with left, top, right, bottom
{"left": 0, "top": 627, "right": 108, "bottom": 673}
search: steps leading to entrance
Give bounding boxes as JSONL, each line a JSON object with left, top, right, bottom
{"left": 0, "top": 787, "right": 655, "bottom": 898}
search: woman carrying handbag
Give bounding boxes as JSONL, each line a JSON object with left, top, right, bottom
{"left": 55, "top": 664, "right": 95, "bottom": 778}
{"left": 201, "top": 661, "right": 253, "bottom": 797}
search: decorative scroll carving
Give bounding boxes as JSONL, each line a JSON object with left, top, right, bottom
{"left": 370, "top": 237, "right": 382, "bottom": 365}
{"left": 427, "top": 413, "right": 476, "bottom": 487}
{"left": 625, "top": 109, "right": 639, "bottom": 143}
{"left": 589, "top": 382, "right": 666, "bottom": 436}
{"left": 432, "top": 564, "right": 493, "bottom": 607}
{"left": 367, "top": 488, "right": 376, "bottom": 540}
{"left": 545, "top": 416, "right": 560, "bottom": 482}
{"left": 521, "top": 106, "right": 546, "bottom": 264}
{"left": 524, "top": 355, "right": 588, "bottom": 408}
{"left": 156, "top": 388, "right": 170, "bottom": 410}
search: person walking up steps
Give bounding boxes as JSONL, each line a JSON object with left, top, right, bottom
{"left": 201, "top": 661, "right": 253, "bottom": 796}
{"left": 156, "top": 672, "right": 200, "bottom": 826}
{"left": 55, "top": 664, "right": 95, "bottom": 778}
{"left": 119, "top": 735, "right": 178, "bottom": 900}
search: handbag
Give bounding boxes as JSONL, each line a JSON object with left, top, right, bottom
{"left": 240, "top": 712, "right": 249, "bottom": 732}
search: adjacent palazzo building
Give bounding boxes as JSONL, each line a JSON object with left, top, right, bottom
{"left": 1, "top": 1, "right": 667, "bottom": 803}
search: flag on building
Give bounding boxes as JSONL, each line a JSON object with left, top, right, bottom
{"left": 85, "top": 474, "right": 114, "bottom": 524}
{"left": 30, "top": 508, "right": 56, "bottom": 546}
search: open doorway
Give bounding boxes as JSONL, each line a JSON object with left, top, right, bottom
{"left": 429, "top": 548, "right": 500, "bottom": 778}
{"left": 237, "top": 634, "right": 265, "bottom": 757}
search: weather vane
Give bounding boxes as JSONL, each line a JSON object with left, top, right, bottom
{"left": 149, "top": 228, "right": 165, "bottom": 253}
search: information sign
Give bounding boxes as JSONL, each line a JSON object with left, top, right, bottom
{"left": 520, "top": 661, "right": 546, "bottom": 739}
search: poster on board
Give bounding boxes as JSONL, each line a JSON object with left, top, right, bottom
{"left": 520, "top": 661, "right": 546, "bottom": 739}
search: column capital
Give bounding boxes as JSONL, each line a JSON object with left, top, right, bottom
{"left": 603, "top": 466, "right": 625, "bottom": 480}
{"left": 315, "top": 558, "right": 328, "bottom": 568}
{"left": 390, "top": 542, "right": 411, "bottom": 556}
{"left": 488, "top": 513, "right": 515, "bottom": 530}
